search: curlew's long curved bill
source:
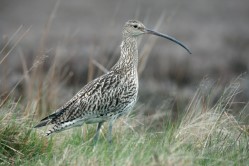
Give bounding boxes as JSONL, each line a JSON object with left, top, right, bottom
{"left": 145, "top": 29, "right": 192, "bottom": 54}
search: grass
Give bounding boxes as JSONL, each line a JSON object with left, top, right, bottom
{"left": 0, "top": 100, "right": 53, "bottom": 165}
{"left": 0, "top": 81, "right": 248, "bottom": 165}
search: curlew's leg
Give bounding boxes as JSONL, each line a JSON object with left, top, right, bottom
{"left": 93, "top": 122, "right": 104, "bottom": 145}
{"left": 107, "top": 120, "right": 115, "bottom": 144}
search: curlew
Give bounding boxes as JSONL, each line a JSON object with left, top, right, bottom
{"left": 34, "top": 20, "right": 191, "bottom": 144}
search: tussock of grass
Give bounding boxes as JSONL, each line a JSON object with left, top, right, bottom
{"left": 0, "top": 102, "right": 53, "bottom": 165}
{"left": 174, "top": 81, "right": 249, "bottom": 165}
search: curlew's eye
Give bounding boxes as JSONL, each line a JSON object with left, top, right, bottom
{"left": 133, "top": 25, "right": 138, "bottom": 28}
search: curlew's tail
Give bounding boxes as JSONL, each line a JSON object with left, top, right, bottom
{"left": 34, "top": 112, "right": 63, "bottom": 136}
{"left": 34, "top": 110, "right": 84, "bottom": 136}
{"left": 34, "top": 119, "right": 51, "bottom": 128}
{"left": 34, "top": 111, "right": 61, "bottom": 128}
{"left": 45, "top": 119, "right": 84, "bottom": 136}
{"left": 34, "top": 122, "right": 61, "bottom": 136}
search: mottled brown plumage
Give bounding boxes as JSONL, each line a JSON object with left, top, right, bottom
{"left": 34, "top": 20, "right": 191, "bottom": 144}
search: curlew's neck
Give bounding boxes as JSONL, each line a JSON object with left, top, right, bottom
{"left": 111, "top": 36, "right": 138, "bottom": 72}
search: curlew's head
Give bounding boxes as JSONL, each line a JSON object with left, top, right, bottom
{"left": 123, "top": 20, "right": 191, "bottom": 54}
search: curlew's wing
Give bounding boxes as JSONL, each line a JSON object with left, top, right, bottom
{"left": 34, "top": 70, "right": 136, "bottom": 134}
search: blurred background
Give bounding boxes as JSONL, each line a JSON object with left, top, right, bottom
{"left": 0, "top": 0, "right": 249, "bottom": 119}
